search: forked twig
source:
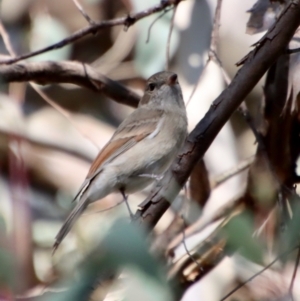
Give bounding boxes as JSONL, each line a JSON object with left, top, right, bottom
{"left": 72, "top": 0, "right": 96, "bottom": 25}
{"left": 145, "top": 7, "right": 173, "bottom": 43}
{"left": 0, "top": 0, "right": 182, "bottom": 65}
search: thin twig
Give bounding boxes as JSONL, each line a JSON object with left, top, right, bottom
{"left": 186, "top": 59, "right": 209, "bottom": 106}
{"left": 0, "top": 0, "right": 182, "bottom": 65}
{"left": 72, "top": 0, "right": 96, "bottom": 25}
{"left": 0, "top": 18, "right": 132, "bottom": 153}
{"left": 186, "top": 50, "right": 230, "bottom": 106}
{"left": 181, "top": 216, "right": 204, "bottom": 273}
{"left": 0, "top": 18, "right": 100, "bottom": 150}
{"left": 238, "top": 102, "right": 296, "bottom": 200}
{"left": 145, "top": 7, "right": 173, "bottom": 43}
{"left": 0, "top": 20, "right": 16, "bottom": 57}
{"left": 0, "top": 18, "right": 39, "bottom": 289}
{"left": 287, "top": 47, "right": 300, "bottom": 54}
{"left": 30, "top": 84, "right": 99, "bottom": 150}
{"left": 165, "top": 4, "right": 177, "bottom": 70}
{"left": 288, "top": 245, "right": 300, "bottom": 300}
{"left": 167, "top": 193, "right": 244, "bottom": 254}
{"left": 238, "top": 103, "right": 284, "bottom": 190}
{"left": 211, "top": 50, "right": 231, "bottom": 86}
{"left": 29, "top": 86, "right": 102, "bottom": 151}
{"left": 210, "top": 156, "right": 254, "bottom": 189}
{"left": 210, "top": 0, "right": 223, "bottom": 53}
{"left": 186, "top": 0, "right": 224, "bottom": 106}
{"left": 238, "top": 103, "right": 262, "bottom": 143}
{"left": 220, "top": 245, "right": 299, "bottom": 301}
{"left": 135, "top": 0, "right": 300, "bottom": 236}
{"left": 85, "top": 200, "right": 124, "bottom": 214}
{"left": 0, "top": 20, "right": 64, "bottom": 118}
{"left": 0, "top": 127, "right": 93, "bottom": 162}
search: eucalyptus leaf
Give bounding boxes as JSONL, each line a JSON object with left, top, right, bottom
{"left": 44, "top": 218, "right": 173, "bottom": 301}
{"left": 222, "top": 211, "right": 264, "bottom": 264}
{"left": 277, "top": 195, "right": 300, "bottom": 261}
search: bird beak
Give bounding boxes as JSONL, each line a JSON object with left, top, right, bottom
{"left": 167, "top": 74, "right": 178, "bottom": 86}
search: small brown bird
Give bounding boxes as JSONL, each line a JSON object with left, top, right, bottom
{"left": 54, "top": 71, "right": 188, "bottom": 251}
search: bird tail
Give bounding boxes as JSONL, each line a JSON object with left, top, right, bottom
{"left": 53, "top": 198, "right": 88, "bottom": 253}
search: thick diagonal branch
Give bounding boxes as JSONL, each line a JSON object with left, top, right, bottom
{"left": 135, "top": 1, "right": 300, "bottom": 229}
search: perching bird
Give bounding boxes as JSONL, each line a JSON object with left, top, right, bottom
{"left": 54, "top": 71, "right": 188, "bottom": 251}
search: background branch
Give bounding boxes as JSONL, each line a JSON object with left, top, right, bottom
{"left": 0, "top": 128, "right": 93, "bottom": 163}
{"left": 0, "top": 0, "right": 182, "bottom": 65}
{"left": 72, "top": 0, "right": 96, "bottom": 25}
{"left": 0, "top": 60, "right": 140, "bottom": 107}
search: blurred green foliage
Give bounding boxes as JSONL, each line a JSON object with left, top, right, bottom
{"left": 45, "top": 219, "right": 173, "bottom": 301}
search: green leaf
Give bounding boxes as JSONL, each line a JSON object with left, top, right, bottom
{"left": 222, "top": 211, "right": 264, "bottom": 264}
{"left": 45, "top": 218, "right": 173, "bottom": 301}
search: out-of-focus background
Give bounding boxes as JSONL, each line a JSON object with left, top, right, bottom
{"left": 0, "top": 0, "right": 299, "bottom": 300}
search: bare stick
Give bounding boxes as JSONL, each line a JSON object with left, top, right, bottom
{"left": 211, "top": 50, "right": 231, "bottom": 86}
{"left": 72, "top": 0, "right": 96, "bottom": 25}
{"left": 0, "top": 18, "right": 39, "bottom": 289}
{"left": 0, "top": 19, "right": 100, "bottom": 149}
{"left": 30, "top": 84, "right": 99, "bottom": 149}
{"left": 135, "top": 0, "right": 300, "bottom": 235}
{"left": 0, "top": 127, "right": 93, "bottom": 162}
{"left": 0, "top": 19, "right": 16, "bottom": 56}
{"left": 210, "top": 0, "right": 223, "bottom": 53}
{"left": 220, "top": 245, "right": 299, "bottom": 301}
{"left": 87, "top": 200, "right": 124, "bottom": 214}
{"left": 181, "top": 216, "right": 204, "bottom": 273}
{"left": 0, "top": 61, "right": 140, "bottom": 108}
{"left": 146, "top": 7, "right": 173, "bottom": 43}
{"left": 238, "top": 102, "right": 296, "bottom": 200}
{"left": 210, "top": 156, "right": 254, "bottom": 189}
{"left": 165, "top": 4, "right": 177, "bottom": 70}
{"left": 31, "top": 83, "right": 71, "bottom": 118}
{"left": 186, "top": 59, "right": 209, "bottom": 106}
{"left": 167, "top": 193, "right": 244, "bottom": 252}
{"left": 0, "top": 0, "right": 182, "bottom": 65}
{"left": 186, "top": 0, "right": 224, "bottom": 105}
{"left": 288, "top": 245, "right": 300, "bottom": 300}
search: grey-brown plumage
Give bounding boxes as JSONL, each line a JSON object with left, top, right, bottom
{"left": 53, "top": 71, "right": 187, "bottom": 252}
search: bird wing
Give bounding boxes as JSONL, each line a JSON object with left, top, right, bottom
{"left": 73, "top": 108, "right": 164, "bottom": 200}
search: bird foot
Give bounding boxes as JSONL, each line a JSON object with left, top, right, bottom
{"left": 120, "top": 189, "right": 134, "bottom": 219}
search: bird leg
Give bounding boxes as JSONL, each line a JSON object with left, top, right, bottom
{"left": 120, "top": 188, "right": 134, "bottom": 219}
{"left": 138, "top": 173, "right": 163, "bottom": 182}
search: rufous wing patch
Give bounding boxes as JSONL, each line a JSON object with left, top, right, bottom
{"left": 87, "top": 137, "right": 133, "bottom": 178}
{"left": 85, "top": 108, "right": 165, "bottom": 180}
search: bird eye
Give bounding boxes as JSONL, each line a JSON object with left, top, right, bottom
{"left": 148, "top": 83, "right": 156, "bottom": 91}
